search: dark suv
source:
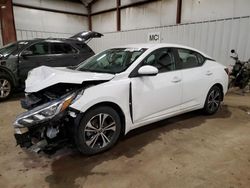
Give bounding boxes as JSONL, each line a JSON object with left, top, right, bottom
{"left": 0, "top": 31, "right": 103, "bottom": 101}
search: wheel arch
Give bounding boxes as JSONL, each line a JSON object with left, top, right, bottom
{"left": 0, "top": 66, "right": 17, "bottom": 87}
{"left": 212, "top": 83, "right": 224, "bottom": 101}
{"left": 76, "top": 101, "right": 126, "bottom": 137}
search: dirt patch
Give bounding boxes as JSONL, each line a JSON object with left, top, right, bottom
{"left": 0, "top": 92, "right": 250, "bottom": 188}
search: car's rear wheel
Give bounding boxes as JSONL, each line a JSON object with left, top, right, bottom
{"left": 203, "top": 85, "right": 222, "bottom": 115}
{"left": 0, "top": 73, "right": 12, "bottom": 101}
{"left": 75, "top": 106, "right": 121, "bottom": 155}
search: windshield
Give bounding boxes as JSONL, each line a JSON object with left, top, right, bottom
{"left": 76, "top": 48, "right": 147, "bottom": 74}
{"left": 0, "top": 41, "right": 29, "bottom": 57}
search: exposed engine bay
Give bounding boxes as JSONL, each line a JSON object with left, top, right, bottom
{"left": 14, "top": 82, "right": 104, "bottom": 154}
{"left": 21, "top": 83, "right": 82, "bottom": 110}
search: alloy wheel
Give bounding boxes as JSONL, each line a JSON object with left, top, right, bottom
{"left": 0, "top": 79, "right": 11, "bottom": 99}
{"left": 84, "top": 113, "right": 117, "bottom": 149}
{"left": 207, "top": 89, "right": 220, "bottom": 112}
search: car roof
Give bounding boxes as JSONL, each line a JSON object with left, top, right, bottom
{"left": 116, "top": 43, "right": 212, "bottom": 59}
{"left": 16, "top": 38, "right": 82, "bottom": 44}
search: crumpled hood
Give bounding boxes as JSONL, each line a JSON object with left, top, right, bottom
{"left": 25, "top": 66, "right": 115, "bottom": 93}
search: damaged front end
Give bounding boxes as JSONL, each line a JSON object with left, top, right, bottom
{"left": 13, "top": 64, "right": 114, "bottom": 154}
{"left": 13, "top": 84, "right": 83, "bottom": 153}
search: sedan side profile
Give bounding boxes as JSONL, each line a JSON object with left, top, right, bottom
{"left": 13, "top": 43, "right": 229, "bottom": 155}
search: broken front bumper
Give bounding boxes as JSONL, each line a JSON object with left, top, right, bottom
{"left": 13, "top": 120, "right": 72, "bottom": 153}
{"left": 14, "top": 127, "right": 31, "bottom": 148}
{"left": 13, "top": 92, "right": 79, "bottom": 153}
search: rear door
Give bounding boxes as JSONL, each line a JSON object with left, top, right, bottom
{"left": 49, "top": 42, "right": 80, "bottom": 67}
{"left": 175, "top": 48, "right": 210, "bottom": 110}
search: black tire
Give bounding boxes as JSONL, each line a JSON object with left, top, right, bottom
{"left": 228, "top": 77, "right": 234, "bottom": 89}
{"left": 203, "top": 85, "right": 222, "bottom": 115}
{"left": 75, "top": 106, "right": 121, "bottom": 155}
{"left": 239, "top": 72, "right": 249, "bottom": 89}
{"left": 0, "top": 73, "right": 13, "bottom": 101}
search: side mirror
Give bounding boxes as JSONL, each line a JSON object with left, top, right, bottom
{"left": 138, "top": 65, "right": 158, "bottom": 76}
{"left": 21, "top": 50, "right": 33, "bottom": 57}
{"left": 231, "top": 49, "right": 235, "bottom": 53}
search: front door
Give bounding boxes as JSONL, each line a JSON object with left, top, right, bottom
{"left": 19, "top": 42, "right": 52, "bottom": 83}
{"left": 131, "top": 48, "right": 182, "bottom": 124}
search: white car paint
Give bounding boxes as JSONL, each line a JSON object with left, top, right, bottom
{"left": 131, "top": 69, "right": 182, "bottom": 123}
{"left": 26, "top": 43, "right": 228, "bottom": 134}
{"left": 137, "top": 65, "right": 158, "bottom": 75}
{"left": 25, "top": 66, "right": 114, "bottom": 93}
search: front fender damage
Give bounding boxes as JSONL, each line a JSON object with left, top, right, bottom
{"left": 14, "top": 80, "right": 108, "bottom": 154}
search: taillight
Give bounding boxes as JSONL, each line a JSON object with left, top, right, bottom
{"left": 224, "top": 68, "right": 229, "bottom": 75}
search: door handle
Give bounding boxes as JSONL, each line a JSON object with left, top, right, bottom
{"left": 46, "top": 57, "right": 53, "bottom": 61}
{"left": 206, "top": 71, "right": 213, "bottom": 76}
{"left": 171, "top": 76, "right": 182, "bottom": 83}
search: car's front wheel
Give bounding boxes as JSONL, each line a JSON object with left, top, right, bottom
{"left": 203, "top": 85, "right": 222, "bottom": 115}
{"left": 75, "top": 106, "right": 121, "bottom": 155}
{"left": 0, "top": 73, "right": 12, "bottom": 101}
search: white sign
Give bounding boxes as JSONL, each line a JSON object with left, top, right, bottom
{"left": 147, "top": 32, "right": 161, "bottom": 43}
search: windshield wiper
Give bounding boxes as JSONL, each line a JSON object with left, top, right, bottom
{"left": 67, "top": 65, "right": 77, "bottom": 70}
{"left": 78, "top": 68, "right": 95, "bottom": 72}
{"left": 78, "top": 68, "right": 115, "bottom": 74}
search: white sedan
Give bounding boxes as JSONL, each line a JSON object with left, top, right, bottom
{"left": 13, "top": 43, "right": 228, "bottom": 155}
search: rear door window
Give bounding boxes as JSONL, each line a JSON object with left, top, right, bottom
{"left": 51, "top": 42, "right": 77, "bottom": 54}
{"left": 177, "top": 48, "right": 205, "bottom": 69}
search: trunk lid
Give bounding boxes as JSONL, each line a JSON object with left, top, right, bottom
{"left": 70, "top": 31, "right": 103, "bottom": 42}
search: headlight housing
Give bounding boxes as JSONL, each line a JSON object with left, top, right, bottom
{"left": 14, "top": 92, "right": 77, "bottom": 128}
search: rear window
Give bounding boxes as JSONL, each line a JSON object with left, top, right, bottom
{"left": 51, "top": 43, "right": 77, "bottom": 54}
{"left": 75, "top": 43, "right": 93, "bottom": 53}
